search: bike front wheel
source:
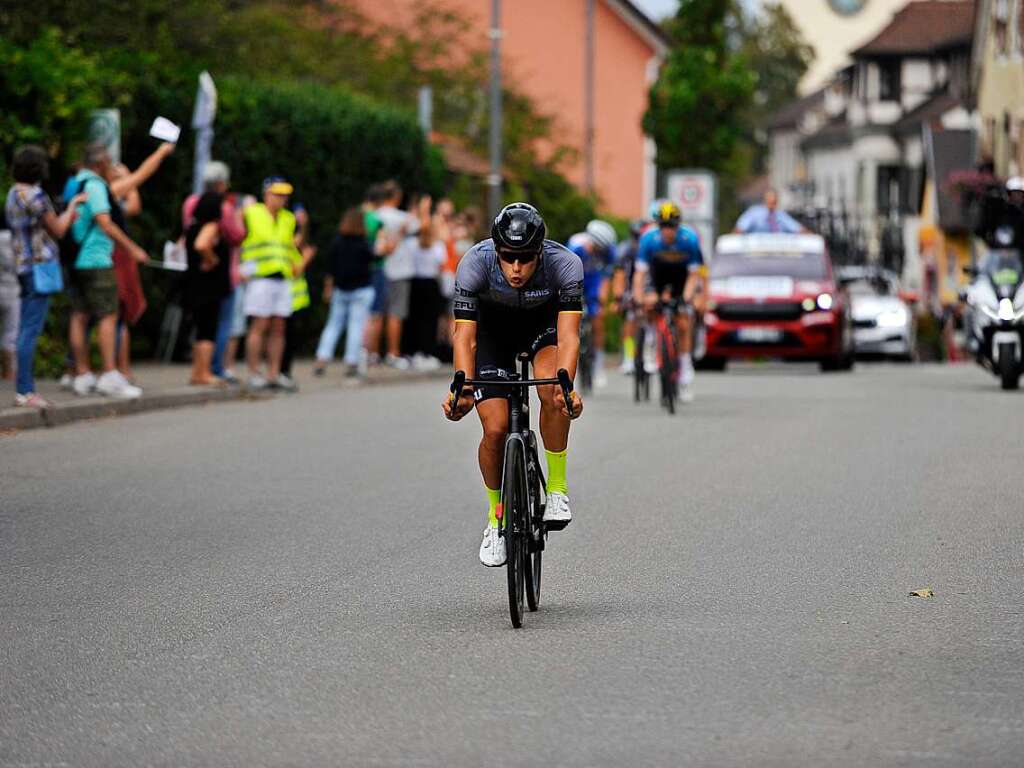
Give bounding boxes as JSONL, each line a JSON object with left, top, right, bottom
{"left": 502, "top": 444, "right": 528, "bottom": 628}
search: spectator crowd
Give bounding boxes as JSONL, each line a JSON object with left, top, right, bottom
{"left": 1, "top": 137, "right": 482, "bottom": 408}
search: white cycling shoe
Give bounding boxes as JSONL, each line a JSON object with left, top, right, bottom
{"left": 543, "top": 491, "right": 572, "bottom": 529}
{"left": 479, "top": 525, "right": 506, "bottom": 567}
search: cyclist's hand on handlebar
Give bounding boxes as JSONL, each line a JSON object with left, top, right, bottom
{"left": 554, "top": 387, "right": 583, "bottom": 419}
{"left": 442, "top": 390, "right": 476, "bottom": 421}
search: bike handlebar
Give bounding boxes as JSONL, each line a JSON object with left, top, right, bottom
{"left": 448, "top": 368, "right": 576, "bottom": 418}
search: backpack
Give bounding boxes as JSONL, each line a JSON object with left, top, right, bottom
{"left": 58, "top": 175, "right": 121, "bottom": 268}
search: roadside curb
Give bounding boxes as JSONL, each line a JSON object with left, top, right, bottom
{"left": 0, "top": 369, "right": 449, "bottom": 434}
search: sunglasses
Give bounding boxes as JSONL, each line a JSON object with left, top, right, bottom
{"left": 497, "top": 248, "right": 539, "bottom": 265}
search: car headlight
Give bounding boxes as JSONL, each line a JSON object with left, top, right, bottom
{"left": 816, "top": 293, "right": 833, "bottom": 311}
{"left": 801, "top": 298, "right": 816, "bottom": 312}
{"left": 999, "top": 298, "right": 1016, "bottom": 321}
{"left": 876, "top": 308, "right": 908, "bottom": 328}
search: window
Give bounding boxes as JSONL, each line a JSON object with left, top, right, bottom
{"left": 877, "top": 166, "right": 902, "bottom": 214}
{"left": 878, "top": 60, "right": 901, "bottom": 101}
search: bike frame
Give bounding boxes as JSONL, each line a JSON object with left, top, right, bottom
{"left": 449, "top": 357, "right": 575, "bottom": 534}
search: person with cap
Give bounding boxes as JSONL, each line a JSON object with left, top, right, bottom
{"left": 239, "top": 176, "right": 305, "bottom": 390}
{"left": 278, "top": 204, "right": 313, "bottom": 392}
{"left": 183, "top": 161, "right": 246, "bottom": 382}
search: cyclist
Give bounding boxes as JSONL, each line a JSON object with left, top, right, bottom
{"left": 567, "top": 219, "right": 618, "bottom": 388}
{"left": 632, "top": 200, "right": 705, "bottom": 403}
{"left": 611, "top": 219, "right": 645, "bottom": 373}
{"left": 442, "top": 203, "right": 585, "bottom": 567}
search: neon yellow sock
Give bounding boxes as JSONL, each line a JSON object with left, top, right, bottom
{"left": 546, "top": 448, "right": 568, "bottom": 494}
{"left": 623, "top": 335, "right": 635, "bottom": 362}
{"left": 486, "top": 485, "right": 501, "bottom": 527}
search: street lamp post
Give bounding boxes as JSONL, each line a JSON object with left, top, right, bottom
{"left": 488, "top": 0, "right": 503, "bottom": 219}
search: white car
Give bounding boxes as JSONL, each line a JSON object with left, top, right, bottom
{"left": 837, "top": 267, "right": 917, "bottom": 360}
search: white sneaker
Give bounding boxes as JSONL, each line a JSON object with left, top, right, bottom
{"left": 60, "top": 373, "right": 74, "bottom": 391}
{"left": 680, "top": 357, "right": 695, "bottom": 386}
{"left": 479, "top": 525, "right": 506, "bottom": 567}
{"left": 543, "top": 491, "right": 572, "bottom": 528}
{"left": 274, "top": 373, "right": 298, "bottom": 392}
{"left": 681, "top": 383, "right": 694, "bottom": 403}
{"left": 247, "top": 374, "right": 269, "bottom": 390}
{"left": 410, "top": 353, "right": 433, "bottom": 371}
{"left": 619, "top": 358, "right": 635, "bottom": 375}
{"left": 72, "top": 372, "right": 97, "bottom": 396}
{"left": 385, "top": 354, "right": 410, "bottom": 370}
{"left": 594, "top": 369, "right": 608, "bottom": 388}
{"left": 96, "top": 370, "right": 142, "bottom": 399}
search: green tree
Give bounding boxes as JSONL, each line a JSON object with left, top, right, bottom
{"left": 741, "top": 3, "right": 813, "bottom": 119}
{"left": 0, "top": 29, "right": 130, "bottom": 173}
{"left": 643, "top": 0, "right": 756, "bottom": 174}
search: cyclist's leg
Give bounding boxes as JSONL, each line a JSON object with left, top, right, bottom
{"left": 532, "top": 342, "right": 572, "bottom": 525}
{"left": 476, "top": 399, "right": 508, "bottom": 524}
{"left": 474, "top": 308, "right": 516, "bottom": 527}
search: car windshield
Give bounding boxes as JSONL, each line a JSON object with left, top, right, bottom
{"left": 980, "top": 250, "right": 1023, "bottom": 287}
{"left": 712, "top": 252, "right": 828, "bottom": 280}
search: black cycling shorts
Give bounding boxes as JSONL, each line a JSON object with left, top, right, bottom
{"left": 472, "top": 302, "right": 559, "bottom": 402}
{"left": 646, "top": 262, "right": 690, "bottom": 300}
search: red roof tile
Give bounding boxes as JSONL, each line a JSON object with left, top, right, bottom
{"left": 853, "top": 1, "right": 976, "bottom": 56}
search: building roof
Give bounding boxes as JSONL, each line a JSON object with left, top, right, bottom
{"left": 800, "top": 118, "right": 852, "bottom": 151}
{"left": 852, "top": 1, "right": 976, "bottom": 57}
{"left": 764, "top": 88, "right": 828, "bottom": 132}
{"left": 605, "top": 0, "right": 671, "bottom": 56}
{"left": 893, "top": 93, "right": 964, "bottom": 134}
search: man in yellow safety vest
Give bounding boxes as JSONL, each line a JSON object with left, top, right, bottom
{"left": 240, "top": 176, "right": 307, "bottom": 390}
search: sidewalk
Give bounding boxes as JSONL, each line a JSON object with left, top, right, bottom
{"left": 0, "top": 361, "right": 448, "bottom": 433}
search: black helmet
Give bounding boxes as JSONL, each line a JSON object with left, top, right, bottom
{"left": 491, "top": 202, "right": 546, "bottom": 256}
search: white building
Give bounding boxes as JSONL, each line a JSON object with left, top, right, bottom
{"left": 766, "top": 0, "right": 976, "bottom": 282}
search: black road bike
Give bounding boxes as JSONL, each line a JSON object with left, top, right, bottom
{"left": 449, "top": 358, "right": 575, "bottom": 628}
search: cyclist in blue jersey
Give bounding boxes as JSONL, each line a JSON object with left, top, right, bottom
{"left": 567, "top": 219, "right": 617, "bottom": 388}
{"left": 632, "top": 200, "right": 705, "bottom": 403}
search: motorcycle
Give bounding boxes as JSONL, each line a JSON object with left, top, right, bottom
{"left": 963, "top": 227, "right": 1024, "bottom": 390}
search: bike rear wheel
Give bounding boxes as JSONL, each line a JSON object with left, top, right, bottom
{"left": 502, "top": 444, "right": 527, "bottom": 628}
{"left": 525, "top": 446, "right": 543, "bottom": 611}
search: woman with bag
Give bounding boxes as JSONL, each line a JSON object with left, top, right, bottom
{"left": 184, "top": 191, "right": 232, "bottom": 386}
{"left": 4, "top": 145, "right": 85, "bottom": 408}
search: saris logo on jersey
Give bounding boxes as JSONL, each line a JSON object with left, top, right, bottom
{"left": 522, "top": 288, "right": 551, "bottom": 301}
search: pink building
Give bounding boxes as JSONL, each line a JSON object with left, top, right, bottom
{"left": 351, "top": 0, "right": 669, "bottom": 217}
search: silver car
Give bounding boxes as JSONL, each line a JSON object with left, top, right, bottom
{"left": 837, "top": 267, "right": 917, "bottom": 360}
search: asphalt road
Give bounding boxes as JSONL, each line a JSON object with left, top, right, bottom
{"left": 3, "top": 362, "right": 1024, "bottom": 767}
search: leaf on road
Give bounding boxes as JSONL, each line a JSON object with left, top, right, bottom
{"left": 909, "top": 588, "right": 934, "bottom": 598}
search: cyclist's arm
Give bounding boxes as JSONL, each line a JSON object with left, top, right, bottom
{"left": 452, "top": 319, "right": 477, "bottom": 380}
{"left": 683, "top": 240, "right": 705, "bottom": 304}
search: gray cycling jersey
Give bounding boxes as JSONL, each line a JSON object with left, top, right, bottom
{"left": 453, "top": 239, "right": 584, "bottom": 321}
